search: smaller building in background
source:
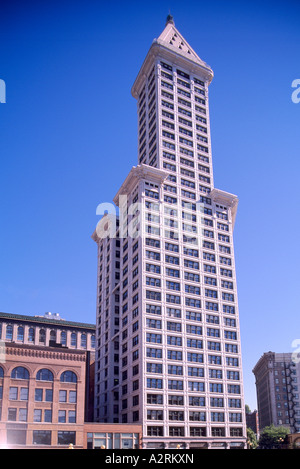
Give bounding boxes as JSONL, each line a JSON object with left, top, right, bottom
{"left": 0, "top": 342, "right": 88, "bottom": 448}
{"left": 253, "top": 352, "right": 300, "bottom": 433}
{"left": 0, "top": 311, "right": 142, "bottom": 448}
{"left": 0, "top": 311, "right": 96, "bottom": 351}
{"left": 245, "top": 409, "right": 259, "bottom": 438}
{"left": 0, "top": 311, "right": 96, "bottom": 448}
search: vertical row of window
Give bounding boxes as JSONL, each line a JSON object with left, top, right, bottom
{"left": 159, "top": 60, "right": 212, "bottom": 201}
{"left": 96, "top": 232, "right": 121, "bottom": 422}
{"left": 138, "top": 66, "right": 157, "bottom": 166}
{"left": 119, "top": 215, "right": 141, "bottom": 424}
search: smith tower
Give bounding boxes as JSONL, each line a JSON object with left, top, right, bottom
{"left": 93, "top": 16, "right": 246, "bottom": 449}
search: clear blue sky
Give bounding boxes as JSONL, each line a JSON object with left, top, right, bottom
{"left": 0, "top": 0, "right": 300, "bottom": 411}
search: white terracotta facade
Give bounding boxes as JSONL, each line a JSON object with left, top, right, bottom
{"left": 93, "top": 17, "right": 246, "bottom": 449}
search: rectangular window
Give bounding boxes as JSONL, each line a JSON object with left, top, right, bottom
{"left": 187, "top": 353, "right": 203, "bottom": 363}
{"left": 168, "top": 395, "right": 184, "bottom": 406}
{"left": 146, "top": 318, "right": 162, "bottom": 329}
{"left": 8, "top": 408, "right": 17, "bottom": 421}
{"left": 189, "top": 411, "right": 206, "bottom": 421}
{"left": 146, "top": 291, "right": 161, "bottom": 301}
{"left": 147, "top": 378, "right": 163, "bottom": 389}
{"left": 20, "top": 387, "right": 28, "bottom": 401}
{"left": 169, "top": 427, "right": 185, "bottom": 437}
{"left": 57, "top": 431, "right": 76, "bottom": 446}
{"left": 167, "top": 336, "right": 182, "bottom": 346}
{"left": 44, "top": 409, "right": 52, "bottom": 423}
{"left": 33, "top": 431, "right": 51, "bottom": 446}
{"left": 146, "top": 333, "right": 162, "bottom": 344}
{"left": 146, "top": 304, "right": 161, "bottom": 315}
{"left": 168, "top": 365, "right": 183, "bottom": 376}
{"left": 168, "top": 350, "right": 182, "bottom": 360}
{"left": 58, "top": 410, "right": 66, "bottom": 423}
{"left": 166, "top": 294, "right": 181, "bottom": 304}
{"left": 168, "top": 380, "right": 183, "bottom": 390}
{"left": 188, "top": 381, "right": 205, "bottom": 392}
{"left": 9, "top": 387, "right": 18, "bottom": 400}
{"left": 45, "top": 389, "right": 53, "bottom": 402}
{"left": 147, "top": 394, "right": 163, "bottom": 405}
{"left": 169, "top": 410, "right": 184, "bottom": 421}
{"left": 68, "top": 410, "right": 76, "bottom": 423}
{"left": 59, "top": 390, "right": 67, "bottom": 402}
{"left": 147, "top": 363, "right": 163, "bottom": 374}
{"left": 167, "top": 321, "right": 181, "bottom": 332}
{"left": 147, "top": 426, "right": 163, "bottom": 437}
{"left": 147, "top": 348, "right": 163, "bottom": 359}
{"left": 69, "top": 391, "right": 77, "bottom": 403}
{"left": 18, "top": 408, "right": 27, "bottom": 422}
{"left": 34, "top": 409, "right": 42, "bottom": 422}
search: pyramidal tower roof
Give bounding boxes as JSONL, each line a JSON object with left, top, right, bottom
{"left": 132, "top": 15, "right": 213, "bottom": 98}
{"left": 157, "top": 14, "right": 210, "bottom": 70}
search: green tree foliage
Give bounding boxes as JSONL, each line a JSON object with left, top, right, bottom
{"left": 247, "top": 427, "right": 258, "bottom": 449}
{"left": 258, "top": 424, "right": 290, "bottom": 449}
{"left": 245, "top": 404, "right": 251, "bottom": 414}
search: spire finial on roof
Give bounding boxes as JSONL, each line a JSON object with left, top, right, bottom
{"left": 166, "top": 12, "right": 174, "bottom": 26}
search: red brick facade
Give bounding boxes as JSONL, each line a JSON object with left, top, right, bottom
{"left": 0, "top": 342, "right": 87, "bottom": 448}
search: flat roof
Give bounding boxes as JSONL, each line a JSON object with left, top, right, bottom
{"left": 0, "top": 311, "right": 95, "bottom": 330}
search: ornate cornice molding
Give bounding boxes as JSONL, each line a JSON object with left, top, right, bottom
{"left": 5, "top": 343, "right": 86, "bottom": 362}
{"left": 210, "top": 188, "right": 239, "bottom": 227}
{"left": 113, "top": 164, "right": 168, "bottom": 206}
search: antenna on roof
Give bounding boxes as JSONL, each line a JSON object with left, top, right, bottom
{"left": 166, "top": 12, "right": 175, "bottom": 26}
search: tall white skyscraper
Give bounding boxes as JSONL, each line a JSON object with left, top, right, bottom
{"left": 93, "top": 16, "right": 246, "bottom": 449}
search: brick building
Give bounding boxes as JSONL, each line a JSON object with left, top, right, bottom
{"left": 0, "top": 311, "right": 96, "bottom": 447}
{"left": 0, "top": 311, "right": 95, "bottom": 351}
{"left": 0, "top": 312, "right": 142, "bottom": 448}
{"left": 0, "top": 342, "right": 87, "bottom": 448}
{"left": 253, "top": 352, "right": 300, "bottom": 433}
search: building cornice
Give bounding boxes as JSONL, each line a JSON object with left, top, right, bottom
{"left": 4, "top": 341, "right": 87, "bottom": 361}
{"left": 113, "top": 164, "right": 168, "bottom": 206}
{"left": 210, "top": 188, "right": 239, "bottom": 227}
{"left": 132, "top": 41, "right": 213, "bottom": 99}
